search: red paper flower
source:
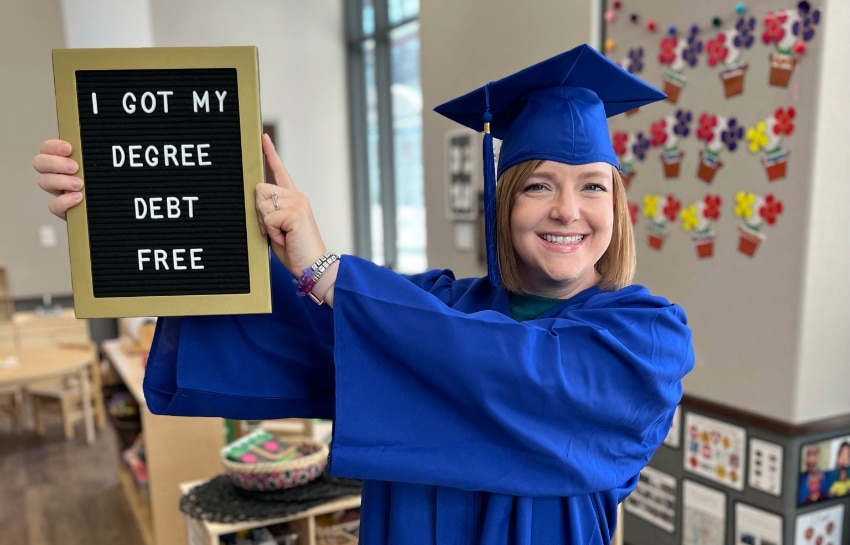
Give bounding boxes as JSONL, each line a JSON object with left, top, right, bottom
{"left": 612, "top": 131, "right": 629, "bottom": 156}
{"left": 663, "top": 195, "right": 681, "bottom": 222}
{"left": 628, "top": 202, "right": 639, "bottom": 226}
{"left": 706, "top": 34, "right": 729, "bottom": 67}
{"left": 703, "top": 194, "right": 722, "bottom": 220}
{"left": 697, "top": 113, "right": 718, "bottom": 143}
{"left": 650, "top": 119, "right": 669, "bottom": 147}
{"left": 773, "top": 107, "right": 796, "bottom": 136}
{"left": 762, "top": 11, "right": 787, "bottom": 44}
{"left": 759, "top": 194, "right": 783, "bottom": 225}
{"left": 658, "top": 36, "right": 678, "bottom": 65}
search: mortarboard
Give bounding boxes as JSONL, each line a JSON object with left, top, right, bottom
{"left": 434, "top": 43, "right": 666, "bottom": 288}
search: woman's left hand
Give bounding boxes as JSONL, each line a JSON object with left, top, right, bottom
{"left": 255, "top": 134, "right": 328, "bottom": 278}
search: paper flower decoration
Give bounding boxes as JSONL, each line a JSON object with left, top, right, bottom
{"left": 652, "top": 110, "right": 692, "bottom": 178}
{"left": 643, "top": 193, "right": 681, "bottom": 250}
{"left": 746, "top": 107, "right": 796, "bottom": 181}
{"left": 681, "top": 194, "right": 722, "bottom": 258}
{"left": 695, "top": 113, "right": 740, "bottom": 183}
{"left": 734, "top": 191, "right": 784, "bottom": 256}
{"left": 658, "top": 27, "right": 703, "bottom": 103}
{"left": 763, "top": 5, "right": 822, "bottom": 87}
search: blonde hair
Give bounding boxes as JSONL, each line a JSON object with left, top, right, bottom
{"left": 495, "top": 160, "right": 635, "bottom": 294}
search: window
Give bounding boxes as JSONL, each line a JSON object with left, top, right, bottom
{"left": 346, "top": 0, "right": 425, "bottom": 273}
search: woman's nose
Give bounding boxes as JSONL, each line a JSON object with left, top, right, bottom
{"left": 550, "top": 191, "right": 580, "bottom": 223}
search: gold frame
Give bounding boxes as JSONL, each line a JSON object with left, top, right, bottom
{"left": 53, "top": 46, "right": 270, "bottom": 318}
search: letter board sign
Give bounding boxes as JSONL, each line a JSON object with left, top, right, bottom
{"left": 53, "top": 46, "right": 270, "bottom": 318}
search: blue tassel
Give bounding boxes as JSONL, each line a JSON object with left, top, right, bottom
{"left": 482, "top": 84, "right": 500, "bottom": 288}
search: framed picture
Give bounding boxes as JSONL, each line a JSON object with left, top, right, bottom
{"left": 797, "top": 435, "right": 850, "bottom": 507}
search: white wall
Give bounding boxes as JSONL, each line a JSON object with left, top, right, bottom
{"left": 60, "top": 0, "right": 153, "bottom": 47}
{"left": 794, "top": 0, "right": 850, "bottom": 422}
{"left": 0, "top": 0, "right": 69, "bottom": 298}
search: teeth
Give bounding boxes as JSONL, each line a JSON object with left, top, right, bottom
{"left": 542, "top": 234, "right": 584, "bottom": 244}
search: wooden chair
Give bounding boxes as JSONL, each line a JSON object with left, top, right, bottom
{"left": 0, "top": 385, "right": 25, "bottom": 435}
{"left": 27, "top": 341, "right": 106, "bottom": 440}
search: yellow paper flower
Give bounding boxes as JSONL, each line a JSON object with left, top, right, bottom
{"left": 643, "top": 194, "right": 660, "bottom": 218}
{"left": 745, "top": 121, "right": 769, "bottom": 154}
{"left": 734, "top": 191, "right": 756, "bottom": 219}
{"left": 680, "top": 204, "right": 700, "bottom": 232}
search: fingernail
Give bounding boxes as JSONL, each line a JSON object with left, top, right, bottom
{"left": 70, "top": 178, "right": 83, "bottom": 190}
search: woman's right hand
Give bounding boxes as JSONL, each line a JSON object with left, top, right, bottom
{"left": 33, "top": 139, "right": 83, "bottom": 220}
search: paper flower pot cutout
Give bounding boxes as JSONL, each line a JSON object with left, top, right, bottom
{"left": 768, "top": 53, "right": 796, "bottom": 87}
{"left": 737, "top": 225, "right": 766, "bottom": 256}
{"left": 648, "top": 231, "right": 666, "bottom": 250}
{"left": 762, "top": 149, "right": 790, "bottom": 181}
{"left": 661, "top": 150, "right": 684, "bottom": 178}
{"left": 662, "top": 73, "right": 687, "bottom": 104}
{"left": 720, "top": 65, "right": 748, "bottom": 97}
{"left": 693, "top": 235, "right": 715, "bottom": 258}
{"left": 697, "top": 151, "right": 723, "bottom": 183}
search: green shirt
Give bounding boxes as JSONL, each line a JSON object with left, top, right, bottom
{"left": 509, "top": 292, "right": 566, "bottom": 322}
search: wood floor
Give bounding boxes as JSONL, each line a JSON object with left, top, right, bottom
{"left": 0, "top": 419, "right": 146, "bottom": 545}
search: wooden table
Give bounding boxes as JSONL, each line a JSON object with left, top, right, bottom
{"left": 0, "top": 346, "right": 96, "bottom": 443}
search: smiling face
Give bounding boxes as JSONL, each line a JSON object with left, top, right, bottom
{"left": 508, "top": 161, "right": 614, "bottom": 298}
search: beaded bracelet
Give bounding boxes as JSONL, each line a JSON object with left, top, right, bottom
{"left": 294, "top": 252, "right": 339, "bottom": 303}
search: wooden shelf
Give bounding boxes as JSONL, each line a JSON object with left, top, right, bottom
{"left": 180, "top": 479, "right": 360, "bottom": 545}
{"left": 102, "top": 338, "right": 225, "bottom": 545}
{"left": 118, "top": 460, "right": 155, "bottom": 545}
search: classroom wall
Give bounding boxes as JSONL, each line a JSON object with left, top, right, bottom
{"left": 0, "top": 0, "right": 69, "bottom": 299}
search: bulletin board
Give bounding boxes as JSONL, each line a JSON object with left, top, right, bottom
{"left": 53, "top": 46, "right": 270, "bottom": 318}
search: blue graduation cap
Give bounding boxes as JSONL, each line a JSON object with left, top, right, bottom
{"left": 434, "top": 43, "right": 666, "bottom": 288}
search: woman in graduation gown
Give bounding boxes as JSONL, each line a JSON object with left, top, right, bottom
{"left": 34, "top": 44, "right": 694, "bottom": 545}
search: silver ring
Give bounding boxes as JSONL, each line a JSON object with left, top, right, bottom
{"left": 271, "top": 192, "right": 279, "bottom": 210}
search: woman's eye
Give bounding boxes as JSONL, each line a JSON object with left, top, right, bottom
{"left": 523, "top": 182, "right": 548, "bottom": 192}
{"left": 583, "top": 183, "right": 607, "bottom": 192}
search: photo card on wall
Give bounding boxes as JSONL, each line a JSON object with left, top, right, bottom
{"left": 797, "top": 435, "right": 850, "bottom": 507}
{"left": 684, "top": 412, "right": 746, "bottom": 490}
{"left": 52, "top": 46, "right": 270, "bottom": 318}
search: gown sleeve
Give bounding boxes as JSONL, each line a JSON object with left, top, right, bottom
{"left": 328, "top": 256, "right": 694, "bottom": 498}
{"left": 143, "top": 255, "right": 338, "bottom": 420}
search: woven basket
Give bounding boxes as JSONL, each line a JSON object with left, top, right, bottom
{"left": 222, "top": 435, "right": 329, "bottom": 492}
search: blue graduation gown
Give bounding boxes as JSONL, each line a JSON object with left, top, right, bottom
{"left": 144, "top": 255, "right": 693, "bottom": 545}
